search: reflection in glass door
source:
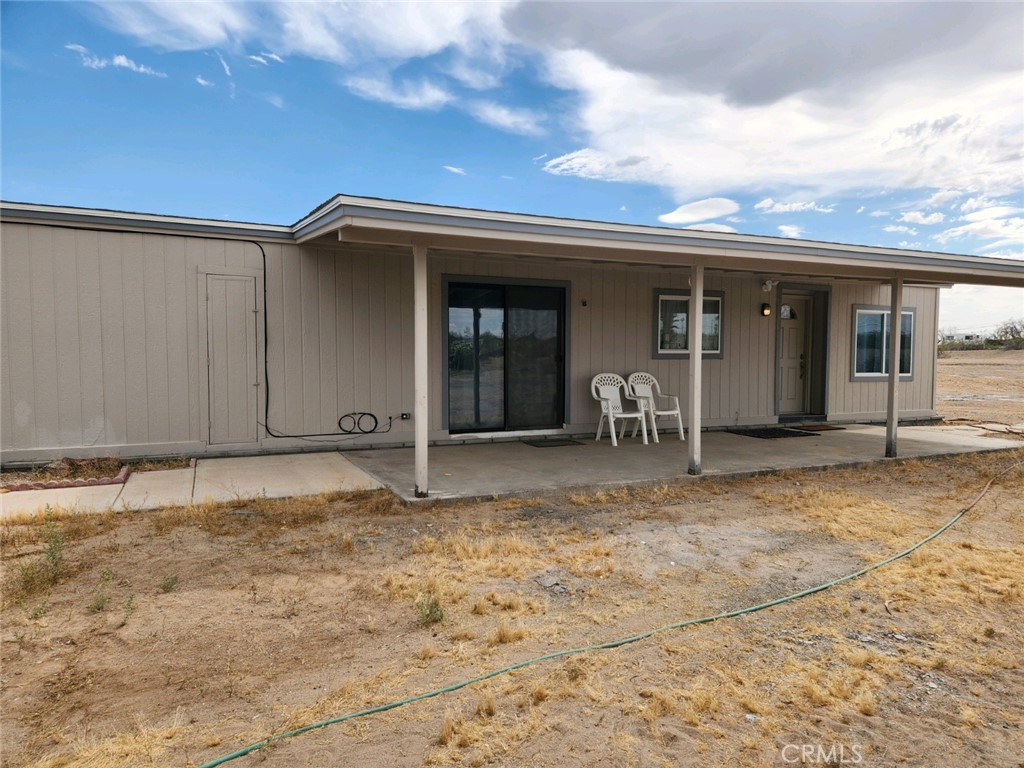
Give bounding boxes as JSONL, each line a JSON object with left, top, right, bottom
{"left": 447, "top": 283, "right": 565, "bottom": 433}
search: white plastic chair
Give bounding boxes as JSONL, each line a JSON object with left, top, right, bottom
{"left": 591, "top": 373, "right": 648, "bottom": 447}
{"left": 627, "top": 372, "right": 685, "bottom": 443}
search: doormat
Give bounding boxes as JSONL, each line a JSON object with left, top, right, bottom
{"left": 791, "top": 424, "right": 846, "bottom": 432}
{"left": 727, "top": 428, "right": 816, "bottom": 439}
{"left": 522, "top": 439, "right": 584, "bottom": 448}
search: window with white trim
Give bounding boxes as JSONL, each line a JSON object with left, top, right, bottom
{"left": 853, "top": 307, "right": 914, "bottom": 378}
{"left": 653, "top": 290, "right": 723, "bottom": 358}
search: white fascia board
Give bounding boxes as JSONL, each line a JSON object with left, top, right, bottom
{"left": 0, "top": 201, "right": 293, "bottom": 240}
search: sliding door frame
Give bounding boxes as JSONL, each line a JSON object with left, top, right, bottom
{"left": 441, "top": 274, "right": 571, "bottom": 433}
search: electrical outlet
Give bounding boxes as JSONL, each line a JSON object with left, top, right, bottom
{"left": 400, "top": 412, "right": 411, "bottom": 420}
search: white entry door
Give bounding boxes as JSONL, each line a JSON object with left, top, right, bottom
{"left": 206, "top": 274, "right": 258, "bottom": 444}
{"left": 778, "top": 294, "right": 810, "bottom": 414}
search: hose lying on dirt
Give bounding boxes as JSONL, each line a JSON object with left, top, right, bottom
{"left": 199, "top": 460, "right": 1022, "bottom": 768}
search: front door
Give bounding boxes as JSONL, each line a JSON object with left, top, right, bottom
{"left": 778, "top": 294, "right": 810, "bottom": 414}
{"left": 447, "top": 283, "right": 565, "bottom": 432}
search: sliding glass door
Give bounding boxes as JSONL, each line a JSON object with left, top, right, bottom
{"left": 447, "top": 282, "right": 565, "bottom": 433}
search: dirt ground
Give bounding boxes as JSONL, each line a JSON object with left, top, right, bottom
{"left": 2, "top": 361, "right": 1023, "bottom": 768}
{"left": 935, "top": 349, "right": 1024, "bottom": 427}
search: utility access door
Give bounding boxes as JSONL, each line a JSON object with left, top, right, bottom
{"left": 206, "top": 274, "right": 258, "bottom": 444}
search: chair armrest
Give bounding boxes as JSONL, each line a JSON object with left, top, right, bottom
{"left": 655, "top": 393, "right": 681, "bottom": 410}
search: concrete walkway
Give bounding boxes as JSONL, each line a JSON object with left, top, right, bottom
{"left": 0, "top": 452, "right": 382, "bottom": 519}
{"left": 2, "top": 425, "right": 1019, "bottom": 516}
{"left": 346, "top": 424, "right": 1022, "bottom": 501}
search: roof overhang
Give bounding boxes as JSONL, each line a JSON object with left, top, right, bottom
{"left": 300, "top": 195, "right": 1024, "bottom": 288}
{"left": 3, "top": 195, "right": 1023, "bottom": 288}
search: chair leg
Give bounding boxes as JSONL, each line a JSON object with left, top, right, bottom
{"left": 609, "top": 416, "right": 618, "bottom": 447}
{"left": 676, "top": 411, "right": 685, "bottom": 441}
{"left": 619, "top": 420, "right": 628, "bottom": 441}
{"left": 639, "top": 411, "right": 648, "bottom": 445}
{"left": 595, "top": 414, "right": 605, "bottom": 442}
{"left": 650, "top": 412, "right": 660, "bottom": 443}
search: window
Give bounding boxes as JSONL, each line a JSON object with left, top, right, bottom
{"left": 652, "top": 289, "right": 723, "bottom": 358}
{"left": 852, "top": 306, "right": 914, "bottom": 379}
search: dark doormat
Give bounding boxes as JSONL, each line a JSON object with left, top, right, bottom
{"left": 791, "top": 424, "right": 846, "bottom": 432}
{"left": 727, "top": 427, "right": 817, "bottom": 439}
{"left": 522, "top": 439, "right": 584, "bottom": 447}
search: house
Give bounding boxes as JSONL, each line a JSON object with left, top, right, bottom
{"left": 2, "top": 195, "right": 1022, "bottom": 496}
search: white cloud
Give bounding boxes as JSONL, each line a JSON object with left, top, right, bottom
{"left": 856, "top": 206, "right": 865, "bottom": 214}
{"left": 619, "top": 205, "right": 628, "bottom": 211}
{"left": 65, "top": 43, "right": 167, "bottom": 77}
{"left": 195, "top": 75, "right": 214, "bottom": 87}
{"left": 754, "top": 197, "right": 835, "bottom": 214}
{"left": 465, "top": 101, "right": 544, "bottom": 136}
{"left": 657, "top": 197, "right": 739, "bottom": 224}
{"left": 925, "top": 189, "right": 960, "bottom": 207}
{"left": 934, "top": 216, "right": 1024, "bottom": 248}
{"left": 215, "top": 50, "right": 231, "bottom": 76}
{"left": 443, "top": 165, "right": 466, "bottom": 175}
{"left": 884, "top": 225, "right": 918, "bottom": 234}
{"left": 93, "top": 1, "right": 254, "bottom": 50}
{"left": 899, "top": 211, "right": 944, "bottom": 225}
{"left": 869, "top": 210, "right": 890, "bottom": 217}
{"left": 262, "top": 51, "right": 284, "bottom": 64}
{"left": 897, "top": 241, "right": 923, "bottom": 249}
{"left": 725, "top": 216, "right": 744, "bottom": 223}
{"left": 778, "top": 225, "right": 805, "bottom": 238}
{"left": 962, "top": 206, "right": 1024, "bottom": 222}
{"left": 248, "top": 54, "right": 268, "bottom": 65}
{"left": 960, "top": 196, "right": 999, "bottom": 213}
{"left": 345, "top": 76, "right": 452, "bottom": 110}
{"left": 532, "top": 153, "right": 548, "bottom": 162}
{"left": 683, "top": 222, "right": 737, "bottom": 233}
{"left": 264, "top": 93, "right": 284, "bottom": 109}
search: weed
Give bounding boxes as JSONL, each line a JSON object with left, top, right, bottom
{"left": 28, "top": 601, "right": 48, "bottom": 620}
{"left": 159, "top": 575, "right": 179, "bottom": 593}
{"left": 90, "top": 569, "right": 113, "bottom": 613}
{"left": 415, "top": 593, "right": 444, "bottom": 625}
{"left": 119, "top": 593, "right": 136, "bottom": 627}
{"left": 43, "top": 510, "right": 65, "bottom": 580}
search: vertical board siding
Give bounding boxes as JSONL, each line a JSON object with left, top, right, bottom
{"left": 827, "top": 283, "right": 937, "bottom": 418}
{"left": 0, "top": 223, "right": 939, "bottom": 459}
{"left": 1, "top": 223, "right": 264, "bottom": 455}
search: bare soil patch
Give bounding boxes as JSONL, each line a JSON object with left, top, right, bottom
{"left": 3, "top": 451, "right": 1022, "bottom": 768}
{"left": 936, "top": 349, "right": 1024, "bottom": 427}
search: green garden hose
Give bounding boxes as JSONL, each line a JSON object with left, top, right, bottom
{"left": 199, "top": 461, "right": 1020, "bottom": 768}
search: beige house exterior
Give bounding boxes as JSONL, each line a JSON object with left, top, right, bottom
{"left": 3, "top": 196, "right": 1022, "bottom": 495}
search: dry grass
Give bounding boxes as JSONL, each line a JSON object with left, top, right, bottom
{"left": 3, "top": 449, "right": 1023, "bottom": 768}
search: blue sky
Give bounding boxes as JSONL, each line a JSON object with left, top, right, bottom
{"left": 2, "top": 1, "right": 1021, "bottom": 332}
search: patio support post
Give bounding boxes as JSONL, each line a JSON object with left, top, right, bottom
{"left": 688, "top": 264, "right": 704, "bottom": 475}
{"left": 885, "top": 275, "right": 903, "bottom": 458}
{"left": 413, "top": 244, "right": 429, "bottom": 497}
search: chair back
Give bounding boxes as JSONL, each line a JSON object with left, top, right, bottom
{"left": 591, "top": 373, "right": 627, "bottom": 414}
{"left": 627, "top": 372, "right": 660, "bottom": 401}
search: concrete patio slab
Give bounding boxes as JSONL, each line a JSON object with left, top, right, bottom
{"left": 346, "top": 424, "right": 1022, "bottom": 502}
{"left": 116, "top": 468, "right": 196, "bottom": 511}
{"left": 0, "top": 484, "right": 123, "bottom": 519}
{"left": 192, "top": 452, "right": 382, "bottom": 502}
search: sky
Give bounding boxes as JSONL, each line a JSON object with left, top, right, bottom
{"left": 2, "top": 0, "right": 1021, "bottom": 333}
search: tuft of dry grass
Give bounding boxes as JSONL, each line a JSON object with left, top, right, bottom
{"left": 486, "top": 620, "right": 528, "bottom": 647}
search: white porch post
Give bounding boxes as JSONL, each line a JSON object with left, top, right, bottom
{"left": 413, "top": 244, "right": 429, "bottom": 497}
{"left": 885, "top": 275, "right": 903, "bottom": 458}
{"left": 688, "top": 264, "right": 704, "bottom": 475}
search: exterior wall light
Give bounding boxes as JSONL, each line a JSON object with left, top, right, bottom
{"left": 761, "top": 303, "right": 772, "bottom": 317}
